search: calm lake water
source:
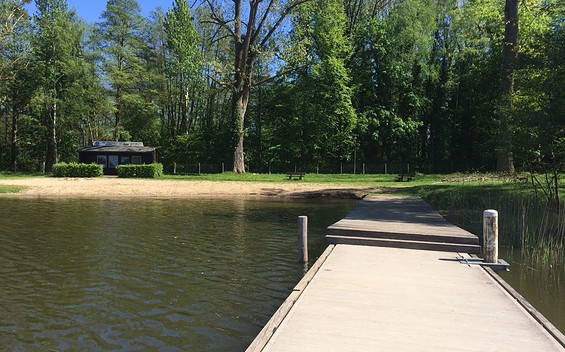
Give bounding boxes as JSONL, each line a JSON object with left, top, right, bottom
{"left": 0, "top": 197, "right": 354, "bottom": 351}
{"left": 0, "top": 198, "right": 563, "bottom": 351}
{"left": 498, "top": 248, "right": 565, "bottom": 333}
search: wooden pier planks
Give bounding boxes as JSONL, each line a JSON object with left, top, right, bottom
{"left": 251, "top": 245, "right": 565, "bottom": 352}
{"left": 247, "top": 195, "right": 565, "bottom": 352}
{"left": 326, "top": 195, "right": 481, "bottom": 253}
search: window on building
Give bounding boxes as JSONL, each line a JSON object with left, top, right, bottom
{"left": 96, "top": 155, "right": 107, "bottom": 167}
{"left": 132, "top": 156, "right": 142, "bottom": 164}
{"left": 120, "top": 156, "right": 130, "bottom": 164}
{"left": 108, "top": 155, "right": 119, "bottom": 168}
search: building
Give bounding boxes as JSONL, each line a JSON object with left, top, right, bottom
{"left": 78, "top": 141, "right": 158, "bottom": 175}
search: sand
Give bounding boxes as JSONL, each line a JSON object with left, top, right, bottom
{"left": 0, "top": 177, "right": 378, "bottom": 199}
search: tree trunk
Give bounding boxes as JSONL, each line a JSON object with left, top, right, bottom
{"left": 10, "top": 108, "right": 17, "bottom": 172}
{"left": 114, "top": 87, "right": 121, "bottom": 141}
{"left": 232, "top": 90, "right": 249, "bottom": 173}
{"left": 498, "top": 0, "right": 518, "bottom": 174}
{"left": 52, "top": 99, "right": 58, "bottom": 165}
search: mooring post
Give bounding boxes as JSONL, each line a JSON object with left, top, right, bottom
{"left": 483, "top": 209, "right": 499, "bottom": 263}
{"left": 298, "top": 216, "right": 308, "bottom": 263}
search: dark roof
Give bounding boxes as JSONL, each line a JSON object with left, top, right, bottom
{"left": 78, "top": 145, "right": 156, "bottom": 153}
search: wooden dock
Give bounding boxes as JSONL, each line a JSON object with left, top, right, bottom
{"left": 246, "top": 196, "right": 565, "bottom": 352}
{"left": 326, "top": 195, "right": 481, "bottom": 253}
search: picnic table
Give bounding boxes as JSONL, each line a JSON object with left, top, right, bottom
{"left": 396, "top": 173, "right": 415, "bottom": 182}
{"left": 286, "top": 172, "right": 305, "bottom": 180}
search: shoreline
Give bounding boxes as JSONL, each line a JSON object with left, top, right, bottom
{"left": 0, "top": 177, "right": 377, "bottom": 200}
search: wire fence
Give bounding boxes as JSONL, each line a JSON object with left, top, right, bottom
{"left": 164, "top": 162, "right": 417, "bottom": 175}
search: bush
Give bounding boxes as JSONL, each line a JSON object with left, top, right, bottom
{"left": 117, "top": 163, "right": 163, "bottom": 178}
{"left": 52, "top": 162, "right": 103, "bottom": 177}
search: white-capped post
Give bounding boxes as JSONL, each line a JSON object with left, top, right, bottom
{"left": 298, "top": 216, "right": 308, "bottom": 263}
{"left": 483, "top": 209, "right": 499, "bottom": 263}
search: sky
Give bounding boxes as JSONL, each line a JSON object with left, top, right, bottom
{"left": 26, "top": 0, "right": 175, "bottom": 23}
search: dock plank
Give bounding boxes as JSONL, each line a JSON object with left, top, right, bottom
{"left": 247, "top": 195, "right": 564, "bottom": 352}
{"left": 256, "top": 245, "right": 564, "bottom": 352}
{"left": 326, "top": 195, "right": 480, "bottom": 252}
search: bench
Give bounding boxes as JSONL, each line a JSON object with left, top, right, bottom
{"left": 286, "top": 172, "right": 305, "bottom": 180}
{"left": 396, "top": 173, "right": 415, "bottom": 182}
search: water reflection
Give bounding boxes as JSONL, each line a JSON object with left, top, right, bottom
{"left": 0, "top": 198, "right": 354, "bottom": 351}
{"left": 498, "top": 247, "right": 565, "bottom": 333}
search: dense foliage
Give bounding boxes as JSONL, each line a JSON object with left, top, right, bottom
{"left": 52, "top": 162, "right": 103, "bottom": 177}
{"left": 117, "top": 163, "right": 163, "bottom": 178}
{"left": 1, "top": 0, "right": 564, "bottom": 174}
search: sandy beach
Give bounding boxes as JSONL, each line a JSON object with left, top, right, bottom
{"left": 0, "top": 177, "right": 378, "bottom": 199}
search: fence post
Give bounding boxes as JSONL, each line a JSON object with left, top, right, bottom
{"left": 384, "top": 163, "right": 388, "bottom": 175}
{"left": 483, "top": 210, "right": 499, "bottom": 263}
{"left": 316, "top": 164, "right": 319, "bottom": 174}
{"left": 173, "top": 162, "right": 177, "bottom": 174}
{"left": 363, "top": 163, "right": 366, "bottom": 175}
{"left": 298, "top": 216, "right": 308, "bottom": 263}
{"left": 198, "top": 162, "right": 201, "bottom": 175}
{"left": 222, "top": 163, "right": 225, "bottom": 173}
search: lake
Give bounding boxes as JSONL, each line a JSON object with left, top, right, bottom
{"left": 0, "top": 197, "right": 354, "bottom": 351}
{"left": 0, "top": 197, "right": 563, "bottom": 351}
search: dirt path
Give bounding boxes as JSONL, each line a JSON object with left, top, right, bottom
{"left": 0, "top": 177, "right": 378, "bottom": 199}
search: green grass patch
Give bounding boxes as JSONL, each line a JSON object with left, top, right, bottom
{"left": 0, "top": 172, "right": 45, "bottom": 178}
{"left": 0, "top": 185, "right": 26, "bottom": 193}
{"left": 162, "top": 172, "right": 443, "bottom": 185}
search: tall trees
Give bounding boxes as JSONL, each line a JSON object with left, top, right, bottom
{"left": 302, "top": 0, "right": 357, "bottom": 163}
{"left": 163, "top": 0, "right": 202, "bottom": 136}
{"left": 32, "top": 0, "right": 85, "bottom": 170}
{"left": 498, "top": 0, "right": 518, "bottom": 173}
{"left": 0, "top": 0, "right": 31, "bottom": 170}
{"left": 205, "top": 0, "right": 309, "bottom": 173}
{"left": 348, "top": 0, "right": 435, "bottom": 165}
{"left": 1, "top": 0, "right": 565, "bottom": 173}
{"left": 0, "top": 0, "right": 30, "bottom": 81}
{"left": 97, "top": 0, "right": 146, "bottom": 141}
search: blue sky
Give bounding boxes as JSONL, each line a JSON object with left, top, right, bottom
{"left": 27, "top": 0, "right": 175, "bottom": 23}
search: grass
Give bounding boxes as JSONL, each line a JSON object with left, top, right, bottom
{"left": 162, "top": 171, "right": 443, "bottom": 186}
{"left": 0, "top": 185, "right": 26, "bottom": 193}
{"left": 0, "top": 171, "right": 45, "bottom": 178}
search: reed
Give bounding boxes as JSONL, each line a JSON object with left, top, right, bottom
{"left": 419, "top": 185, "right": 565, "bottom": 264}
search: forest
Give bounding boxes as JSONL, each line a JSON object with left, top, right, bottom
{"left": 0, "top": 0, "right": 564, "bottom": 174}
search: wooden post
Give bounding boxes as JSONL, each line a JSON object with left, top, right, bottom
{"left": 353, "top": 150, "right": 357, "bottom": 175}
{"left": 340, "top": 162, "right": 343, "bottom": 174}
{"left": 363, "top": 163, "right": 366, "bottom": 175}
{"left": 173, "top": 162, "right": 177, "bottom": 174}
{"left": 384, "top": 163, "right": 388, "bottom": 175}
{"left": 483, "top": 209, "right": 499, "bottom": 263}
{"left": 222, "top": 162, "right": 225, "bottom": 173}
{"left": 298, "top": 216, "right": 308, "bottom": 263}
{"left": 198, "top": 162, "right": 201, "bottom": 175}
{"left": 316, "top": 164, "right": 319, "bottom": 174}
